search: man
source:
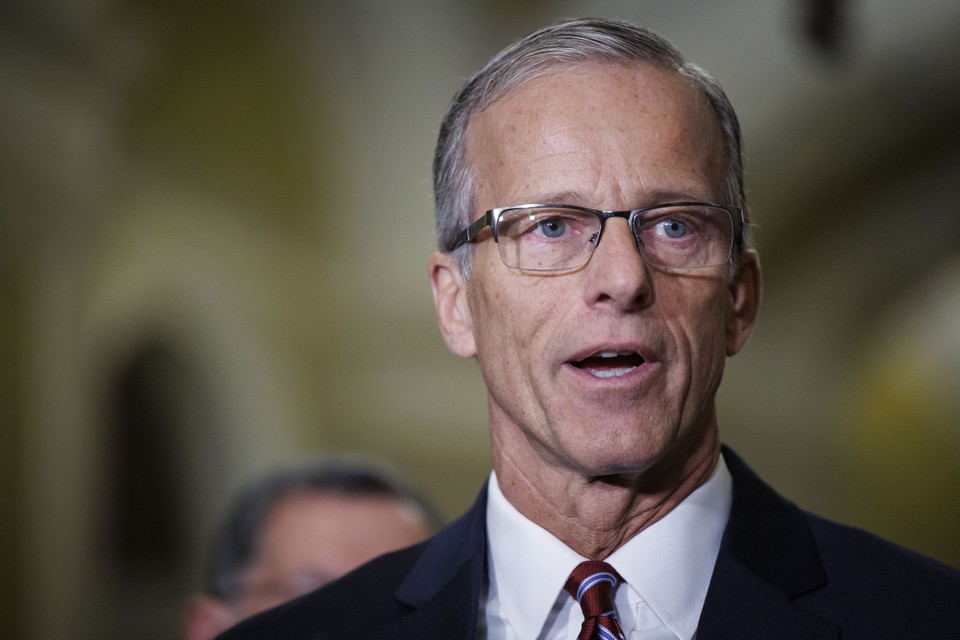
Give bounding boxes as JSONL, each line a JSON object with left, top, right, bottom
{"left": 219, "top": 18, "right": 960, "bottom": 639}
{"left": 181, "top": 457, "right": 439, "bottom": 640}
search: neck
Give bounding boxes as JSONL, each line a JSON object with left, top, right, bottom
{"left": 492, "top": 423, "right": 720, "bottom": 559}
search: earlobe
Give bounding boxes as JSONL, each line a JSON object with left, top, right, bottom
{"left": 726, "top": 250, "right": 761, "bottom": 356}
{"left": 428, "top": 252, "right": 477, "bottom": 358}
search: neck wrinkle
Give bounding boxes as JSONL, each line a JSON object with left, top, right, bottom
{"left": 492, "top": 424, "right": 720, "bottom": 560}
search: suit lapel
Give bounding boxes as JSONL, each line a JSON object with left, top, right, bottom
{"left": 373, "top": 484, "right": 489, "bottom": 639}
{"left": 698, "top": 551, "right": 838, "bottom": 639}
{"left": 378, "top": 563, "right": 482, "bottom": 640}
{"left": 697, "top": 448, "right": 839, "bottom": 639}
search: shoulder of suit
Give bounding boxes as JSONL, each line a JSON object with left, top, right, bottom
{"left": 215, "top": 542, "right": 430, "bottom": 639}
{"left": 804, "top": 511, "right": 960, "bottom": 589}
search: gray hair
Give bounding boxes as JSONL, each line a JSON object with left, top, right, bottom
{"left": 433, "top": 17, "right": 750, "bottom": 279}
{"left": 204, "top": 457, "right": 441, "bottom": 602}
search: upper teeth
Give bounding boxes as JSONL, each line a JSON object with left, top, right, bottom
{"left": 598, "top": 351, "right": 624, "bottom": 358}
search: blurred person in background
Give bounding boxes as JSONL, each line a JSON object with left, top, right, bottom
{"left": 180, "top": 457, "right": 440, "bottom": 640}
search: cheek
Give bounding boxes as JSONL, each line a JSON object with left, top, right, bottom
{"left": 471, "top": 275, "right": 561, "bottom": 357}
{"left": 468, "top": 285, "right": 527, "bottom": 382}
{"left": 687, "top": 298, "right": 730, "bottom": 392}
{"left": 662, "top": 281, "right": 729, "bottom": 370}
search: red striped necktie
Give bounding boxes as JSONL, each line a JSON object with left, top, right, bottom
{"left": 565, "top": 561, "right": 626, "bottom": 640}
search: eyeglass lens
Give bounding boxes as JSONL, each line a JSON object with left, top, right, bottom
{"left": 495, "top": 205, "right": 733, "bottom": 272}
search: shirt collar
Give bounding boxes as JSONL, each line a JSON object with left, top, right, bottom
{"left": 607, "top": 455, "right": 732, "bottom": 638}
{"left": 486, "top": 470, "right": 585, "bottom": 640}
{"left": 485, "top": 455, "right": 732, "bottom": 640}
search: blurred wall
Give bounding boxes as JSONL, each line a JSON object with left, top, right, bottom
{"left": 1, "top": 1, "right": 958, "bottom": 638}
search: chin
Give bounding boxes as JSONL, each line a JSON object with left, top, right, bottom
{"left": 583, "top": 430, "right": 689, "bottom": 473}
{"left": 573, "top": 449, "right": 662, "bottom": 479}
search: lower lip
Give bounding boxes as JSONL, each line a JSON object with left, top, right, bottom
{"left": 564, "top": 360, "right": 658, "bottom": 385}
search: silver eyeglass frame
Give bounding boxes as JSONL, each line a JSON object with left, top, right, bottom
{"left": 450, "top": 201, "right": 745, "bottom": 271}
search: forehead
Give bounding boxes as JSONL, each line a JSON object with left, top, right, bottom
{"left": 257, "top": 491, "right": 426, "bottom": 560}
{"left": 466, "top": 61, "right": 725, "bottom": 207}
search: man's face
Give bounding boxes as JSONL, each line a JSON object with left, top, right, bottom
{"left": 236, "top": 492, "right": 431, "bottom": 617}
{"left": 431, "top": 62, "right": 759, "bottom": 480}
{"left": 181, "top": 490, "right": 432, "bottom": 640}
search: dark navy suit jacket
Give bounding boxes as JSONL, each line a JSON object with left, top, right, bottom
{"left": 218, "top": 447, "right": 960, "bottom": 639}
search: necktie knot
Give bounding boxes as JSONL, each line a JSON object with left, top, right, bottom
{"left": 565, "top": 561, "right": 625, "bottom": 640}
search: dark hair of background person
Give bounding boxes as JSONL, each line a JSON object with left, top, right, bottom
{"left": 204, "top": 457, "right": 443, "bottom": 603}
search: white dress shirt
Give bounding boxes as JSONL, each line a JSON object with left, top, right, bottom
{"left": 481, "top": 456, "right": 732, "bottom": 640}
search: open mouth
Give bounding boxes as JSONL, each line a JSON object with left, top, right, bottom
{"left": 571, "top": 350, "right": 645, "bottom": 379}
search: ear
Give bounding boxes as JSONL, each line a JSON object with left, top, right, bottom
{"left": 181, "top": 594, "right": 239, "bottom": 640}
{"left": 725, "top": 249, "right": 761, "bottom": 356}
{"left": 428, "top": 251, "right": 477, "bottom": 358}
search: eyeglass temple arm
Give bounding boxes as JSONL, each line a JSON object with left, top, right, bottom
{"left": 452, "top": 211, "right": 496, "bottom": 249}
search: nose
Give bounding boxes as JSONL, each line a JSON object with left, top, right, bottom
{"left": 582, "top": 218, "right": 652, "bottom": 311}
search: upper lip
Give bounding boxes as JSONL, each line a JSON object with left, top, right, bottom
{"left": 567, "top": 343, "right": 657, "bottom": 365}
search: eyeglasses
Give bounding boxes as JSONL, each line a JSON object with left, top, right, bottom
{"left": 451, "top": 202, "right": 744, "bottom": 273}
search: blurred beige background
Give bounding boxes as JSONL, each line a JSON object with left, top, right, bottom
{"left": 1, "top": 1, "right": 958, "bottom": 638}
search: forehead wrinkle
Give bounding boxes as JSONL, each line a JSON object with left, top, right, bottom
{"left": 539, "top": 69, "right": 719, "bottom": 204}
{"left": 469, "top": 62, "right": 725, "bottom": 212}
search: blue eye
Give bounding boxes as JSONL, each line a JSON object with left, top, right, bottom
{"left": 658, "top": 219, "right": 688, "bottom": 238}
{"left": 536, "top": 218, "right": 568, "bottom": 238}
